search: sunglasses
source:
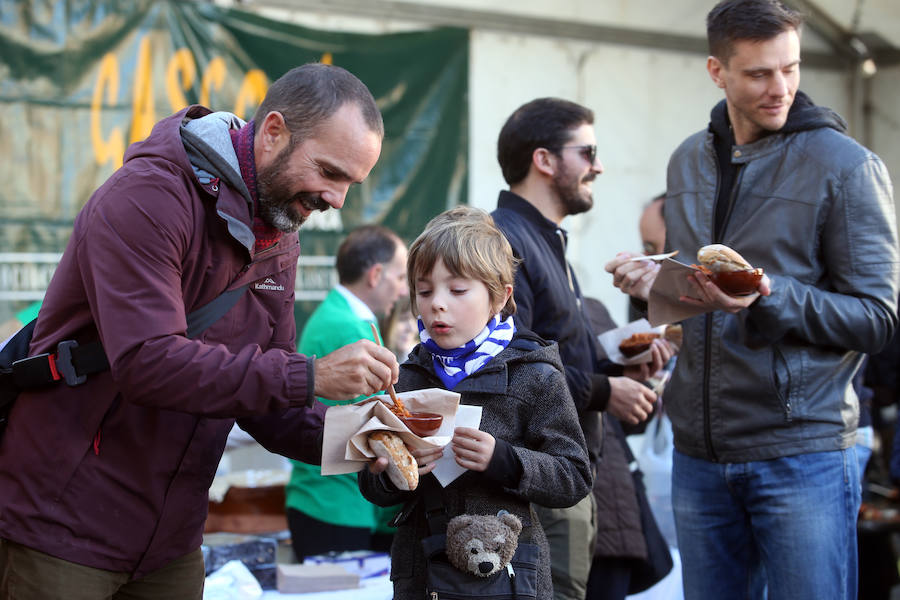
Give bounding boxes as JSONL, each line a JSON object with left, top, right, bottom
{"left": 557, "top": 144, "right": 597, "bottom": 165}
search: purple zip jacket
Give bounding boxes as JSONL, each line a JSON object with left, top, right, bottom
{"left": 0, "top": 106, "right": 324, "bottom": 577}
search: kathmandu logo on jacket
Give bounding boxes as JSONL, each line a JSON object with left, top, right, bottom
{"left": 254, "top": 277, "right": 285, "bottom": 291}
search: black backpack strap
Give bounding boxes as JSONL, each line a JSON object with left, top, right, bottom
{"left": 421, "top": 477, "right": 449, "bottom": 536}
{"left": 185, "top": 284, "right": 249, "bottom": 339}
{"left": 7, "top": 323, "right": 107, "bottom": 388}
{"left": 8, "top": 283, "right": 249, "bottom": 389}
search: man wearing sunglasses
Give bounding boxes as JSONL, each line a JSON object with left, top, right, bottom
{"left": 491, "top": 98, "right": 675, "bottom": 600}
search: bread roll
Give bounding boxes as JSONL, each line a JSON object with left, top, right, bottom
{"left": 369, "top": 431, "right": 419, "bottom": 491}
{"left": 663, "top": 324, "right": 683, "bottom": 349}
{"left": 696, "top": 244, "right": 753, "bottom": 272}
{"left": 697, "top": 244, "right": 764, "bottom": 295}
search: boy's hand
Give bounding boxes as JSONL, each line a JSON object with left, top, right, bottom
{"left": 412, "top": 444, "right": 444, "bottom": 476}
{"left": 367, "top": 444, "right": 444, "bottom": 477}
{"left": 451, "top": 427, "right": 495, "bottom": 472}
{"left": 367, "top": 456, "right": 389, "bottom": 474}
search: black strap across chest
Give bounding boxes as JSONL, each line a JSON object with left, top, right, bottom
{"left": 6, "top": 283, "right": 249, "bottom": 390}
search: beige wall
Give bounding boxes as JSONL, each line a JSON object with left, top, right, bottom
{"left": 466, "top": 33, "right": 868, "bottom": 322}
{"left": 233, "top": 0, "right": 899, "bottom": 323}
{"left": 871, "top": 65, "right": 900, "bottom": 197}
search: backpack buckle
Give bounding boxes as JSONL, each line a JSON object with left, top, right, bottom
{"left": 56, "top": 340, "right": 87, "bottom": 386}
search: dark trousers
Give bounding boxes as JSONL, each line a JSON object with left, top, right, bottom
{"left": 0, "top": 538, "right": 204, "bottom": 600}
{"left": 585, "top": 556, "right": 633, "bottom": 600}
{"left": 287, "top": 507, "right": 374, "bottom": 563}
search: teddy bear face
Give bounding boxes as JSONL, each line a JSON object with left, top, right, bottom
{"left": 445, "top": 512, "right": 522, "bottom": 578}
{"left": 460, "top": 532, "right": 514, "bottom": 576}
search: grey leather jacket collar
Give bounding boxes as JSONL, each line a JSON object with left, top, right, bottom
{"left": 664, "top": 92, "right": 899, "bottom": 463}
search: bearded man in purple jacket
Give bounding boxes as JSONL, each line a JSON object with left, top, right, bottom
{"left": 0, "top": 63, "right": 399, "bottom": 598}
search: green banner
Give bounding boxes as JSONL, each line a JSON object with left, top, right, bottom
{"left": 0, "top": 0, "right": 468, "bottom": 328}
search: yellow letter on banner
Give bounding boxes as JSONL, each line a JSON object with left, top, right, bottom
{"left": 91, "top": 53, "right": 125, "bottom": 170}
{"left": 130, "top": 36, "right": 156, "bottom": 144}
{"left": 233, "top": 69, "right": 268, "bottom": 120}
{"left": 200, "top": 57, "right": 226, "bottom": 109}
{"left": 166, "top": 48, "right": 196, "bottom": 113}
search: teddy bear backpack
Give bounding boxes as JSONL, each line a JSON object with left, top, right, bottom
{"left": 420, "top": 486, "right": 540, "bottom": 599}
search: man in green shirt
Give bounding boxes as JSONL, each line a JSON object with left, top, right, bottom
{"left": 287, "top": 224, "right": 408, "bottom": 561}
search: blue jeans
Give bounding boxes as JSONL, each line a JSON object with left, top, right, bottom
{"left": 672, "top": 448, "right": 860, "bottom": 600}
{"left": 855, "top": 425, "right": 874, "bottom": 481}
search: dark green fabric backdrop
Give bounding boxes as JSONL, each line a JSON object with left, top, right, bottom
{"left": 0, "top": 0, "right": 468, "bottom": 328}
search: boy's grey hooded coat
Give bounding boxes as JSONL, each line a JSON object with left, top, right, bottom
{"left": 359, "top": 331, "right": 592, "bottom": 600}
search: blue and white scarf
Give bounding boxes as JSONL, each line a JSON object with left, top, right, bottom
{"left": 418, "top": 314, "right": 516, "bottom": 390}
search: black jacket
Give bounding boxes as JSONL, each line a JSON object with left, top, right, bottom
{"left": 666, "top": 91, "right": 898, "bottom": 462}
{"left": 492, "top": 191, "right": 622, "bottom": 462}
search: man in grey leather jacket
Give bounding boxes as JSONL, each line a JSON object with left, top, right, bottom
{"left": 606, "top": 1, "right": 898, "bottom": 599}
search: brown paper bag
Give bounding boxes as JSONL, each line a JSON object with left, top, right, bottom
{"left": 647, "top": 258, "right": 713, "bottom": 326}
{"left": 320, "top": 388, "right": 460, "bottom": 476}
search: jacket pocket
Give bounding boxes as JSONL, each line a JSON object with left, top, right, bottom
{"left": 423, "top": 534, "right": 539, "bottom": 600}
{"left": 54, "top": 393, "right": 120, "bottom": 501}
{"left": 771, "top": 345, "right": 794, "bottom": 422}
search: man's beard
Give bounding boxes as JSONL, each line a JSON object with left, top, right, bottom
{"left": 552, "top": 163, "right": 594, "bottom": 216}
{"left": 256, "top": 146, "right": 329, "bottom": 233}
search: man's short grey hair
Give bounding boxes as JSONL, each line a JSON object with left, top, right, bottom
{"left": 253, "top": 63, "right": 384, "bottom": 146}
